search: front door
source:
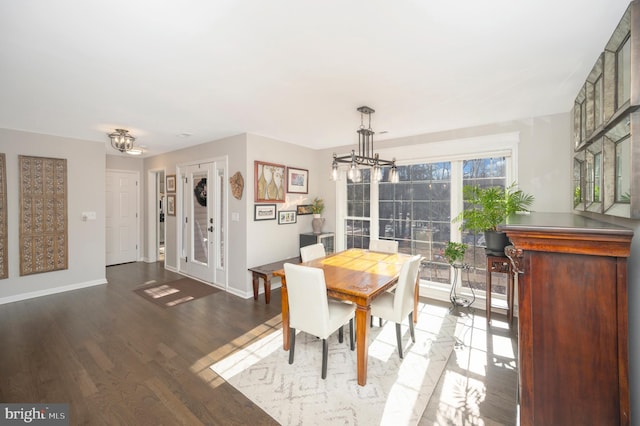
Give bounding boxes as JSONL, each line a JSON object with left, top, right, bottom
{"left": 180, "top": 161, "right": 226, "bottom": 285}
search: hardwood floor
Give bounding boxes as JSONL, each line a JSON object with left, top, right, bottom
{"left": 0, "top": 262, "right": 518, "bottom": 425}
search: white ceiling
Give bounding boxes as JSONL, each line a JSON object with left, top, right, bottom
{"left": 0, "top": 0, "right": 632, "bottom": 157}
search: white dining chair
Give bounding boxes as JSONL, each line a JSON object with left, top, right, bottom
{"left": 300, "top": 243, "right": 326, "bottom": 262}
{"left": 369, "top": 239, "right": 399, "bottom": 254}
{"left": 369, "top": 239, "right": 399, "bottom": 326}
{"left": 284, "top": 263, "right": 355, "bottom": 379}
{"left": 369, "top": 255, "right": 421, "bottom": 359}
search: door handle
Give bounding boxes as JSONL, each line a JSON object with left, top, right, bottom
{"left": 208, "top": 226, "right": 214, "bottom": 232}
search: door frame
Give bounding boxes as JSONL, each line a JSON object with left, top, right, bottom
{"left": 106, "top": 168, "right": 141, "bottom": 265}
{"left": 146, "top": 168, "right": 166, "bottom": 264}
{"left": 176, "top": 156, "right": 228, "bottom": 289}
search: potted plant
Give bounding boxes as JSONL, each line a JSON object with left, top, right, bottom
{"left": 443, "top": 241, "right": 467, "bottom": 266}
{"left": 311, "top": 197, "right": 325, "bottom": 234}
{"left": 453, "top": 183, "right": 534, "bottom": 256}
{"left": 311, "top": 197, "right": 325, "bottom": 217}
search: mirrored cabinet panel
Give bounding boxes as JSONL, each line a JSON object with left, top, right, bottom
{"left": 573, "top": 1, "right": 640, "bottom": 218}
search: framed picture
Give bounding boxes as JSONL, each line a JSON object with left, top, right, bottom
{"left": 286, "top": 167, "right": 308, "bottom": 194}
{"left": 254, "top": 204, "right": 277, "bottom": 221}
{"left": 166, "top": 194, "right": 176, "bottom": 216}
{"left": 166, "top": 174, "right": 177, "bottom": 193}
{"left": 255, "top": 161, "right": 286, "bottom": 202}
{"left": 297, "top": 204, "right": 314, "bottom": 215}
{"left": 278, "top": 210, "right": 297, "bottom": 224}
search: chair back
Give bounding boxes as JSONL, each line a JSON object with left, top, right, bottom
{"left": 393, "top": 255, "right": 422, "bottom": 318}
{"left": 284, "top": 263, "right": 330, "bottom": 337}
{"left": 369, "top": 239, "right": 399, "bottom": 254}
{"left": 300, "top": 243, "right": 326, "bottom": 262}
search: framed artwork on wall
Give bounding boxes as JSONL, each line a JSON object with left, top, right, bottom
{"left": 254, "top": 204, "right": 277, "bottom": 221}
{"left": 297, "top": 204, "right": 313, "bottom": 215}
{"left": 166, "top": 194, "right": 176, "bottom": 216}
{"left": 286, "top": 167, "right": 308, "bottom": 194}
{"left": 278, "top": 210, "right": 297, "bottom": 224}
{"left": 255, "top": 161, "right": 286, "bottom": 202}
{"left": 166, "top": 174, "right": 177, "bottom": 193}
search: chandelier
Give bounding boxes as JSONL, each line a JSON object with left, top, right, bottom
{"left": 109, "top": 129, "right": 136, "bottom": 153}
{"left": 331, "top": 106, "right": 399, "bottom": 183}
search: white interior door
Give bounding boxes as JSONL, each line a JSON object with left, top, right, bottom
{"left": 181, "top": 161, "right": 226, "bottom": 285}
{"left": 106, "top": 170, "right": 139, "bottom": 265}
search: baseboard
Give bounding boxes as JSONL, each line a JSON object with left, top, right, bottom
{"left": 0, "top": 279, "right": 108, "bottom": 305}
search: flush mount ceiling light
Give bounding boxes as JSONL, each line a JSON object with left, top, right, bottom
{"left": 331, "top": 106, "right": 399, "bottom": 183}
{"left": 108, "top": 128, "right": 136, "bottom": 153}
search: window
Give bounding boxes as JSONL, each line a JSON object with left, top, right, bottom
{"left": 345, "top": 169, "right": 370, "bottom": 249}
{"left": 344, "top": 151, "right": 512, "bottom": 298}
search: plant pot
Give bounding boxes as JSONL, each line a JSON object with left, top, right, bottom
{"left": 312, "top": 216, "right": 325, "bottom": 234}
{"left": 484, "top": 230, "right": 510, "bottom": 256}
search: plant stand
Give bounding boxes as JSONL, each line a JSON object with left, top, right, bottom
{"left": 449, "top": 263, "right": 475, "bottom": 308}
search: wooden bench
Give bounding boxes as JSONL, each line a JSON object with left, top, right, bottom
{"left": 248, "top": 256, "right": 301, "bottom": 304}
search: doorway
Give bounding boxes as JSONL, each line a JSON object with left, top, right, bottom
{"left": 178, "top": 159, "right": 227, "bottom": 287}
{"left": 106, "top": 169, "right": 140, "bottom": 266}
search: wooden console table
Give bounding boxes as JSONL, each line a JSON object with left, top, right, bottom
{"left": 485, "top": 255, "right": 514, "bottom": 324}
{"left": 248, "top": 256, "right": 300, "bottom": 304}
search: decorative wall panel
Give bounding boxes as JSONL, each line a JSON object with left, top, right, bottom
{"left": 19, "top": 156, "right": 68, "bottom": 275}
{"left": 0, "top": 154, "right": 7, "bottom": 279}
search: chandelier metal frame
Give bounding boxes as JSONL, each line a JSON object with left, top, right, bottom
{"left": 109, "top": 128, "right": 136, "bottom": 153}
{"left": 331, "top": 106, "right": 398, "bottom": 182}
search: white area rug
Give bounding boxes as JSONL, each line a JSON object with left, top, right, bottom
{"left": 210, "top": 303, "right": 460, "bottom": 425}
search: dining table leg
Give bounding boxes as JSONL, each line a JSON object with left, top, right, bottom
{"left": 355, "top": 304, "right": 370, "bottom": 386}
{"left": 281, "top": 277, "right": 290, "bottom": 350}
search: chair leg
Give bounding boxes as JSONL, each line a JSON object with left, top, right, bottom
{"left": 289, "top": 328, "right": 296, "bottom": 364}
{"left": 409, "top": 312, "right": 415, "bottom": 343}
{"left": 338, "top": 325, "right": 344, "bottom": 343}
{"left": 321, "top": 338, "right": 328, "bottom": 379}
{"left": 379, "top": 318, "right": 383, "bottom": 327}
{"left": 370, "top": 316, "right": 373, "bottom": 327}
{"left": 395, "top": 323, "right": 403, "bottom": 359}
{"left": 349, "top": 318, "right": 354, "bottom": 350}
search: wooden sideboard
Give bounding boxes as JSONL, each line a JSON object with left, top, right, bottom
{"left": 499, "top": 212, "right": 633, "bottom": 426}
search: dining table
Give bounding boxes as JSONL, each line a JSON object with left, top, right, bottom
{"left": 273, "top": 248, "right": 420, "bottom": 386}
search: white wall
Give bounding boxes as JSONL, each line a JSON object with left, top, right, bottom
{"left": 106, "top": 154, "right": 144, "bottom": 173}
{"left": 244, "top": 134, "right": 322, "bottom": 294}
{"left": 0, "top": 129, "right": 107, "bottom": 303}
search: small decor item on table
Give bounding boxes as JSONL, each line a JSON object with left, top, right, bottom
{"left": 311, "top": 197, "right": 325, "bottom": 234}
